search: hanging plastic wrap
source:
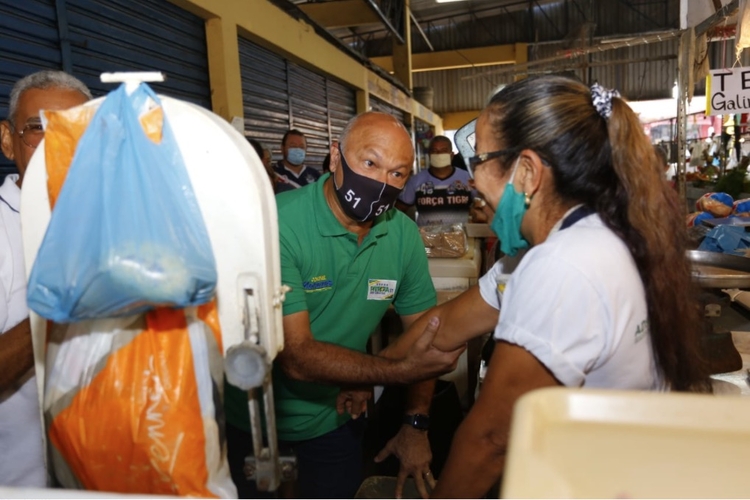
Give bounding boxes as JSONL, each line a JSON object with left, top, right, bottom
{"left": 32, "top": 83, "right": 235, "bottom": 497}
{"left": 420, "top": 224, "right": 469, "bottom": 258}
{"left": 27, "top": 83, "right": 217, "bottom": 322}
{"left": 45, "top": 306, "right": 235, "bottom": 497}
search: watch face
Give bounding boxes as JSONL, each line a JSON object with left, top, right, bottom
{"left": 406, "top": 414, "right": 430, "bottom": 430}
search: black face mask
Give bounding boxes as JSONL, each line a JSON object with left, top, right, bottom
{"left": 334, "top": 145, "right": 403, "bottom": 222}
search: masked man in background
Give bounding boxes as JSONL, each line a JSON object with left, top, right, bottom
{"left": 273, "top": 129, "right": 320, "bottom": 189}
{"left": 397, "top": 135, "right": 476, "bottom": 226}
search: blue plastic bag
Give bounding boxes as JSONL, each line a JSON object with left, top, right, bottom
{"left": 27, "top": 83, "right": 217, "bottom": 322}
{"left": 698, "top": 225, "right": 750, "bottom": 256}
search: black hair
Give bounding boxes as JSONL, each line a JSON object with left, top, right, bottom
{"left": 247, "top": 137, "right": 264, "bottom": 159}
{"left": 282, "top": 129, "right": 305, "bottom": 147}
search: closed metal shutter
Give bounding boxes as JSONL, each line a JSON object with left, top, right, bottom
{"left": 65, "top": 0, "right": 211, "bottom": 108}
{"left": 327, "top": 79, "right": 356, "bottom": 144}
{"left": 370, "top": 96, "right": 407, "bottom": 125}
{"left": 0, "top": 0, "right": 209, "bottom": 179}
{"left": 289, "top": 63, "right": 329, "bottom": 170}
{"left": 239, "top": 37, "right": 356, "bottom": 171}
{"left": 238, "top": 38, "right": 290, "bottom": 159}
{"left": 0, "top": 0, "right": 61, "bottom": 176}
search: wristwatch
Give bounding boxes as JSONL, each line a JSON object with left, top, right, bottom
{"left": 403, "top": 413, "right": 430, "bottom": 431}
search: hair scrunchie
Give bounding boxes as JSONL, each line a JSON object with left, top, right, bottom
{"left": 590, "top": 82, "right": 620, "bottom": 120}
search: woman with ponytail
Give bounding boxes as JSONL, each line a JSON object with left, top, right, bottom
{"left": 379, "top": 74, "right": 710, "bottom": 498}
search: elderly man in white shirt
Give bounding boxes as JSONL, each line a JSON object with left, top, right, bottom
{"left": 0, "top": 70, "right": 90, "bottom": 486}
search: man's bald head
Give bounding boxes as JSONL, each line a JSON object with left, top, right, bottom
{"left": 340, "top": 112, "right": 411, "bottom": 153}
{"left": 331, "top": 111, "right": 414, "bottom": 190}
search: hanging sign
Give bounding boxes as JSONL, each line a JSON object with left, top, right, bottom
{"left": 707, "top": 68, "right": 750, "bottom": 116}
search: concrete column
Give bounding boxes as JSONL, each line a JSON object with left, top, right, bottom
{"left": 356, "top": 89, "right": 370, "bottom": 115}
{"left": 391, "top": 0, "right": 413, "bottom": 91}
{"left": 205, "top": 17, "right": 244, "bottom": 122}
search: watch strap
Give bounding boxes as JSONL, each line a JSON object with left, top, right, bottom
{"left": 403, "top": 413, "right": 430, "bottom": 430}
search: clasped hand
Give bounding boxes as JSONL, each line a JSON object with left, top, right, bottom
{"left": 401, "top": 317, "right": 466, "bottom": 383}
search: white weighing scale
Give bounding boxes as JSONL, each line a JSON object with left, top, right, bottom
{"left": 18, "top": 72, "right": 289, "bottom": 496}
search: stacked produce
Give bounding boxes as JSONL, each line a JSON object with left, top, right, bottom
{"left": 686, "top": 192, "right": 750, "bottom": 226}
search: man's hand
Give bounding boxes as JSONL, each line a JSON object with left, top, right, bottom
{"left": 374, "top": 425, "right": 436, "bottom": 499}
{"left": 400, "top": 317, "right": 465, "bottom": 384}
{"left": 335, "top": 386, "right": 372, "bottom": 419}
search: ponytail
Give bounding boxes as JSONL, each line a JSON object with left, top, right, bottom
{"left": 605, "top": 98, "right": 710, "bottom": 392}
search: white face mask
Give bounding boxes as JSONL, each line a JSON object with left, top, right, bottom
{"left": 429, "top": 153, "right": 452, "bottom": 169}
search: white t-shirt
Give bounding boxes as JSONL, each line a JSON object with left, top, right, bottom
{"left": 478, "top": 209, "right": 659, "bottom": 389}
{"left": 399, "top": 168, "right": 476, "bottom": 226}
{"left": 0, "top": 174, "right": 45, "bottom": 486}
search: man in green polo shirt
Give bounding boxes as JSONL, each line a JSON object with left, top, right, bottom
{"left": 225, "top": 112, "right": 464, "bottom": 499}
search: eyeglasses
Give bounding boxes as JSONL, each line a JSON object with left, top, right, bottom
{"left": 467, "top": 149, "right": 517, "bottom": 178}
{"left": 12, "top": 120, "right": 45, "bottom": 149}
{"left": 454, "top": 118, "right": 519, "bottom": 178}
{"left": 454, "top": 119, "right": 477, "bottom": 175}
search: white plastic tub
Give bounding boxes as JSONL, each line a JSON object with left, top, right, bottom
{"left": 503, "top": 387, "right": 750, "bottom": 498}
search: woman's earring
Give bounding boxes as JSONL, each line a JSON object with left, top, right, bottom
{"left": 524, "top": 192, "right": 532, "bottom": 207}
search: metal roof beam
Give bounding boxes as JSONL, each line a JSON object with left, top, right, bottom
{"left": 614, "top": 0, "right": 663, "bottom": 28}
{"left": 534, "top": 0, "right": 565, "bottom": 38}
{"left": 370, "top": 44, "right": 520, "bottom": 72}
{"left": 409, "top": 8, "right": 434, "bottom": 52}
{"left": 569, "top": 0, "right": 588, "bottom": 18}
{"left": 297, "top": 0, "right": 380, "bottom": 29}
{"left": 463, "top": 29, "right": 680, "bottom": 80}
{"left": 364, "top": 0, "right": 405, "bottom": 44}
{"left": 297, "top": 0, "right": 405, "bottom": 44}
{"left": 695, "top": 0, "right": 739, "bottom": 35}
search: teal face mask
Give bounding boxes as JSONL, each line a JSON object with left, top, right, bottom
{"left": 490, "top": 157, "right": 530, "bottom": 256}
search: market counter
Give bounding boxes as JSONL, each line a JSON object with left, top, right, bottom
{"left": 427, "top": 235, "right": 483, "bottom": 290}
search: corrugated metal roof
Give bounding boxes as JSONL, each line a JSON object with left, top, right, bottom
{"left": 364, "top": 0, "right": 678, "bottom": 56}
{"left": 415, "top": 34, "right": 682, "bottom": 113}
{"left": 526, "top": 36, "right": 679, "bottom": 101}
{"left": 413, "top": 65, "right": 514, "bottom": 114}
{"left": 291, "top": 0, "right": 750, "bottom": 117}
{"left": 416, "top": 32, "right": 750, "bottom": 115}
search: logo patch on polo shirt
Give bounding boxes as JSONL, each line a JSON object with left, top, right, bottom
{"left": 303, "top": 275, "right": 333, "bottom": 293}
{"left": 495, "top": 274, "right": 512, "bottom": 304}
{"left": 367, "top": 279, "right": 397, "bottom": 300}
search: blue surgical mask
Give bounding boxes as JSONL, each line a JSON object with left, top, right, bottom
{"left": 286, "top": 147, "right": 306, "bottom": 166}
{"left": 490, "top": 157, "right": 529, "bottom": 256}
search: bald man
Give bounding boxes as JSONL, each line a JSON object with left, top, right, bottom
{"left": 225, "top": 112, "right": 464, "bottom": 499}
{"left": 0, "top": 70, "right": 91, "bottom": 487}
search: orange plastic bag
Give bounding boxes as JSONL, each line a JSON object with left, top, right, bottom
{"left": 44, "top": 103, "right": 162, "bottom": 206}
{"left": 41, "top": 98, "right": 235, "bottom": 497}
{"left": 45, "top": 306, "right": 234, "bottom": 496}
